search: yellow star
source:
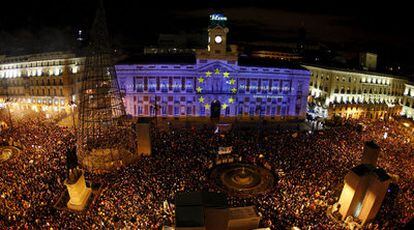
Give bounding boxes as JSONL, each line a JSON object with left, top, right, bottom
{"left": 198, "top": 96, "right": 204, "bottom": 103}
{"left": 214, "top": 68, "right": 220, "bottom": 74}
{"left": 196, "top": 86, "right": 202, "bottom": 93}
{"left": 198, "top": 77, "right": 204, "bottom": 83}
{"left": 228, "top": 97, "right": 234, "bottom": 104}
{"left": 221, "top": 103, "right": 228, "bottom": 110}
{"left": 205, "top": 71, "right": 212, "bottom": 77}
{"left": 204, "top": 103, "right": 210, "bottom": 110}
{"left": 229, "top": 78, "right": 235, "bottom": 85}
{"left": 231, "top": 87, "right": 237, "bottom": 93}
{"left": 223, "top": 72, "right": 230, "bottom": 78}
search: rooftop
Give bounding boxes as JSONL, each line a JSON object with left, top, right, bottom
{"left": 303, "top": 63, "right": 410, "bottom": 81}
{"left": 238, "top": 56, "right": 308, "bottom": 70}
{"left": 117, "top": 54, "right": 196, "bottom": 65}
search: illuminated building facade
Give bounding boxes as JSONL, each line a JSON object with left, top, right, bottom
{"left": 116, "top": 14, "right": 310, "bottom": 119}
{"left": 0, "top": 52, "right": 83, "bottom": 113}
{"left": 402, "top": 83, "right": 414, "bottom": 119}
{"left": 305, "top": 64, "right": 408, "bottom": 119}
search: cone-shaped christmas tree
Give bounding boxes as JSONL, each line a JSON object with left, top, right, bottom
{"left": 77, "top": 0, "right": 136, "bottom": 172}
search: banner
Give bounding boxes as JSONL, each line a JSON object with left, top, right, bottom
{"left": 218, "top": 146, "right": 233, "bottom": 155}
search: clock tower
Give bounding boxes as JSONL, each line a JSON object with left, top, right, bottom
{"left": 196, "top": 13, "right": 237, "bottom": 62}
{"left": 208, "top": 14, "right": 229, "bottom": 55}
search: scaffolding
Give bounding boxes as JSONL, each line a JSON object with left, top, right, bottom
{"left": 77, "top": 0, "right": 136, "bottom": 172}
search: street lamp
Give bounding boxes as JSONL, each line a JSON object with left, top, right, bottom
{"left": 150, "top": 96, "right": 160, "bottom": 126}
{"left": 256, "top": 103, "right": 265, "bottom": 151}
{"left": 69, "top": 100, "right": 77, "bottom": 133}
{"left": 4, "top": 98, "right": 13, "bottom": 130}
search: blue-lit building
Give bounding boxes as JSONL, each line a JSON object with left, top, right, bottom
{"left": 116, "top": 14, "right": 310, "bottom": 119}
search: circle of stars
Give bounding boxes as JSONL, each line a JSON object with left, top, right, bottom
{"left": 197, "top": 68, "right": 237, "bottom": 110}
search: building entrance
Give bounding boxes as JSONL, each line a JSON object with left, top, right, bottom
{"left": 210, "top": 100, "right": 221, "bottom": 119}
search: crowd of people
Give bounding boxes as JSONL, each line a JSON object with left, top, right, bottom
{"left": 0, "top": 109, "right": 413, "bottom": 229}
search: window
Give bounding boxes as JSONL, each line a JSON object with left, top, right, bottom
{"left": 238, "top": 106, "right": 243, "bottom": 115}
{"left": 158, "top": 79, "right": 167, "bottom": 92}
{"left": 173, "top": 79, "right": 181, "bottom": 92}
{"left": 271, "top": 80, "right": 279, "bottom": 94}
{"left": 238, "top": 79, "right": 246, "bottom": 93}
{"left": 249, "top": 106, "right": 255, "bottom": 116}
{"left": 136, "top": 78, "right": 144, "bottom": 92}
{"left": 281, "top": 106, "right": 286, "bottom": 115}
{"left": 186, "top": 79, "right": 193, "bottom": 92}
{"left": 250, "top": 81, "right": 257, "bottom": 94}
{"left": 261, "top": 80, "right": 269, "bottom": 94}
{"left": 148, "top": 78, "right": 156, "bottom": 92}
{"left": 271, "top": 106, "right": 276, "bottom": 116}
{"left": 174, "top": 106, "right": 180, "bottom": 116}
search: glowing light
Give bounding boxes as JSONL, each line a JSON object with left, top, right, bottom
{"left": 210, "top": 14, "right": 227, "bottom": 21}
{"left": 72, "top": 66, "right": 78, "bottom": 74}
{"left": 205, "top": 71, "right": 212, "bottom": 77}
{"left": 229, "top": 78, "right": 235, "bottom": 85}
{"left": 196, "top": 86, "right": 202, "bottom": 93}
{"left": 204, "top": 103, "right": 210, "bottom": 110}
{"left": 223, "top": 71, "right": 230, "bottom": 78}
{"left": 54, "top": 68, "right": 60, "bottom": 76}
{"left": 214, "top": 68, "right": 220, "bottom": 74}
{"left": 221, "top": 103, "right": 228, "bottom": 110}
{"left": 198, "top": 77, "right": 204, "bottom": 83}
{"left": 403, "top": 122, "right": 410, "bottom": 127}
{"left": 228, "top": 97, "right": 234, "bottom": 104}
{"left": 231, "top": 87, "right": 237, "bottom": 93}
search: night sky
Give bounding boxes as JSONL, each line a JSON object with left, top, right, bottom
{"left": 0, "top": 0, "right": 412, "bottom": 72}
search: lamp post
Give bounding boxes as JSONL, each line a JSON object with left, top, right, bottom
{"left": 69, "top": 100, "right": 77, "bottom": 133}
{"left": 5, "top": 98, "right": 13, "bottom": 130}
{"left": 150, "top": 96, "right": 160, "bottom": 126}
{"left": 256, "top": 103, "right": 264, "bottom": 151}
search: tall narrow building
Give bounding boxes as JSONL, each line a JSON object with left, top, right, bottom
{"left": 77, "top": 0, "right": 136, "bottom": 172}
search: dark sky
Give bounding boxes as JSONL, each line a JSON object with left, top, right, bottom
{"left": 0, "top": 0, "right": 413, "bottom": 69}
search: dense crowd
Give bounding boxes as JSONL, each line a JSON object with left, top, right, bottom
{"left": 0, "top": 110, "right": 413, "bottom": 229}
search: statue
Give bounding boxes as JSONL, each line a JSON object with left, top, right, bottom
{"left": 64, "top": 168, "right": 92, "bottom": 211}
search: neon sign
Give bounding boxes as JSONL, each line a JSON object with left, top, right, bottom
{"left": 210, "top": 14, "right": 227, "bottom": 21}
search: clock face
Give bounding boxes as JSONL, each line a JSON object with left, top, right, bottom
{"left": 214, "top": 35, "right": 223, "bottom": 44}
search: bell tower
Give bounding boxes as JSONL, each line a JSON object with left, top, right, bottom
{"left": 208, "top": 14, "right": 229, "bottom": 55}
